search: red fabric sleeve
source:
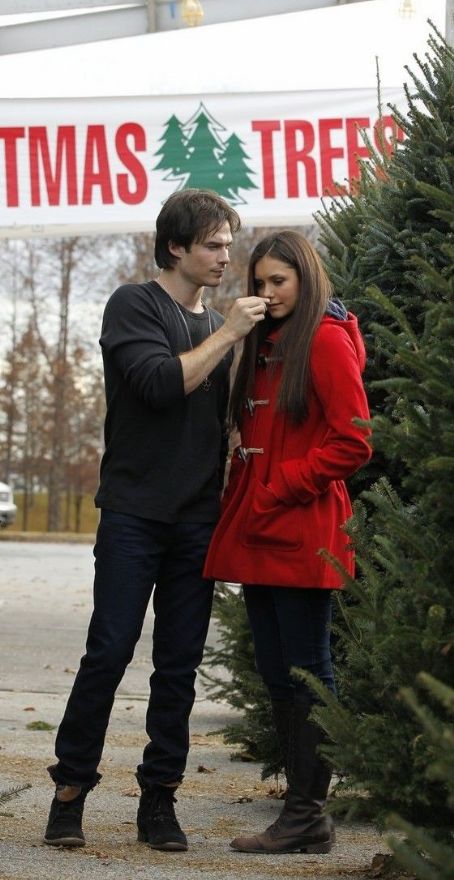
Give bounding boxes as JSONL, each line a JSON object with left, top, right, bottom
{"left": 270, "top": 323, "right": 372, "bottom": 504}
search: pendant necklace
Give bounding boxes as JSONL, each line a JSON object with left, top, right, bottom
{"left": 173, "top": 299, "right": 213, "bottom": 392}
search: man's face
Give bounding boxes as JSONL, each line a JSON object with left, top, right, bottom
{"left": 170, "top": 221, "right": 233, "bottom": 288}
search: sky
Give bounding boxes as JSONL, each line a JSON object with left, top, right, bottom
{"left": 0, "top": 0, "right": 447, "bottom": 97}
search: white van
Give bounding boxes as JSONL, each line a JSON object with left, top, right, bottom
{"left": 0, "top": 482, "right": 17, "bottom": 527}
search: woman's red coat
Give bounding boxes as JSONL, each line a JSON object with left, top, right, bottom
{"left": 204, "top": 313, "right": 372, "bottom": 589}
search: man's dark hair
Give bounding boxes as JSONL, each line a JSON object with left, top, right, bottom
{"left": 155, "top": 189, "right": 241, "bottom": 269}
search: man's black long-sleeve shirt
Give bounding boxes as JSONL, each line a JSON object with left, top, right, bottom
{"left": 94, "top": 280, "right": 232, "bottom": 523}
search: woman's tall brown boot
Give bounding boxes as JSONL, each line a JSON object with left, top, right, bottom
{"left": 270, "top": 698, "right": 293, "bottom": 782}
{"left": 231, "top": 700, "right": 335, "bottom": 854}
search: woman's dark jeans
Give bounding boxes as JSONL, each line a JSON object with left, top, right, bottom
{"left": 50, "top": 509, "right": 215, "bottom": 789}
{"left": 242, "top": 585, "right": 335, "bottom": 704}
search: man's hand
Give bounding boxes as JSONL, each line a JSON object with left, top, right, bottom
{"left": 223, "top": 296, "right": 270, "bottom": 343}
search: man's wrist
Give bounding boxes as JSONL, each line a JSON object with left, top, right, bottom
{"left": 215, "top": 322, "right": 241, "bottom": 347}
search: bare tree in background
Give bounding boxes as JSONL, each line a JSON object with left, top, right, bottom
{"left": 46, "top": 239, "right": 78, "bottom": 530}
{"left": 114, "top": 232, "right": 157, "bottom": 285}
{"left": 63, "top": 345, "right": 104, "bottom": 532}
{"left": 0, "top": 242, "right": 22, "bottom": 484}
{"left": 15, "top": 323, "right": 46, "bottom": 530}
{"left": 0, "top": 236, "right": 108, "bottom": 530}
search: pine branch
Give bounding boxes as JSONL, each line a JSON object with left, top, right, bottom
{"left": 0, "top": 783, "right": 32, "bottom": 807}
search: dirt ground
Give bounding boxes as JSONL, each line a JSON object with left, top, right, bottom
{"left": 0, "top": 693, "right": 394, "bottom": 880}
{"left": 0, "top": 539, "right": 392, "bottom": 880}
{"left": 0, "top": 695, "right": 391, "bottom": 880}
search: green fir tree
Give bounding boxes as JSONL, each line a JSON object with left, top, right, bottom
{"left": 301, "top": 26, "right": 454, "bottom": 833}
{"left": 153, "top": 114, "right": 188, "bottom": 180}
{"left": 317, "top": 30, "right": 453, "bottom": 497}
{"left": 182, "top": 105, "right": 229, "bottom": 194}
{"left": 387, "top": 674, "right": 454, "bottom": 879}
{"left": 220, "top": 133, "right": 258, "bottom": 203}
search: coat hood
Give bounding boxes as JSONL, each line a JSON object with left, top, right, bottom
{"left": 321, "top": 311, "right": 367, "bottom": 373}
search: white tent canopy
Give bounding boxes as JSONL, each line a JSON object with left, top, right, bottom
{"left": 0, "top": 0, "right": 445, "bottom": 96}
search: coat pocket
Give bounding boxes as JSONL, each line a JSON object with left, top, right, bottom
{"left": 241, "top": 480, "right": 303, "bottom": 551}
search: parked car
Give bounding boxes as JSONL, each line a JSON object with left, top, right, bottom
{"left": 0, "top": 482, "right": 17, "bottom": 528}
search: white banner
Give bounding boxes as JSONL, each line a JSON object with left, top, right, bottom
{"left": 0, "top": 89, "right": 406, "bottom": 238}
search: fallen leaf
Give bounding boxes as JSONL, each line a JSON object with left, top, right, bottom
{"left": 26, "top": 720, "right": 55, "bottom": 731}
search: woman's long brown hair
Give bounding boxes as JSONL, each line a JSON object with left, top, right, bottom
{"left": 230, "top": 230, "right": 332, "bottom": 428}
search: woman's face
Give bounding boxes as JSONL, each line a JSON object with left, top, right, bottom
{"left": 253, "top": 255, "right": 299, "bottom": 320}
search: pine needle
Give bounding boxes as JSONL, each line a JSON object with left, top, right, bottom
{"left": 0, "top": 783, "right": 32, "bottom": 807}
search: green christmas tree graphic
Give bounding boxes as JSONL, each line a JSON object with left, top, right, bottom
{"left": 153, "top": 102, "right": 257, "bottom": 204}
{"left": 183, "top": 108, "right": 230, "bottom": 194}
{"left": 153, "top": 114, "right": 188, "bottom": 181}
{"left": 220, "top": 132, "right": 258, "bottom": 203}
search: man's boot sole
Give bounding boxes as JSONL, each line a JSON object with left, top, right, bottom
{"left": 44, "top": 835, "right": 85, "bottom": 847}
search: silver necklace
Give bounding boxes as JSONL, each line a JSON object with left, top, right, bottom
{"left": 173, "top": 299, "right": 214, "bottom": 392}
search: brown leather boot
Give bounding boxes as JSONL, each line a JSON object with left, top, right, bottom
{"left": 231, "top": 700, "right": 335, "bottom": 854}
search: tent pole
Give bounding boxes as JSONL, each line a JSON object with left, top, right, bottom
{"left": 146, "top": 0, "right": 157, "bottom": 32}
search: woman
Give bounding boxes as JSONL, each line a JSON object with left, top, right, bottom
{"left": 204, "top": 230, "right": 371, "bottom": 855}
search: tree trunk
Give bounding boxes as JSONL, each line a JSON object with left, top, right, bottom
{"left": 64, "top": 485, "right": 71, "bottom": 532}
{"left": 3, "top": 246, "right": 19, "bottom": 484}
{"left": 47, "top": 240, "right": 77, "bottom": 531}
{"left": 74, "top": 493, "right": 83, "bottom": 534}
{"left": 22, "top": 479, "right": 30, "bottom": 532}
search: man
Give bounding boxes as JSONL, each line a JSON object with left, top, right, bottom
{"left": 43, "top": 189, "right": 269, "bottom": 853}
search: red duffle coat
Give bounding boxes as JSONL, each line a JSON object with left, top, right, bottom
{"left": 203, "top": 313, "right": 372, "bottom": 589}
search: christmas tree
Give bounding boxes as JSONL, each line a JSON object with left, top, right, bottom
{"left": 220, "top": 133, "right": 258, "bottom": 203}
{"left": 302, "top": 26, "right": 454, "bottom": 832}
{"left": 317, "top": 31, "right": 453, "bottom": 497}
{"left": 388, "top": 674, "right": 454, "bottom": 879}
{"left": 153, "top": 114, "right": 188, "bottom": 180}
{"left": 182, "top": 106, "right": 229, "bottom": 193}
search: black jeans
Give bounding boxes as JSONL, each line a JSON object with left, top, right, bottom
{"left": 50, "top": 509, "right": 215, "bottom": 788}
{"left": 242, "top": 585, "right": 335, "bottom": 704}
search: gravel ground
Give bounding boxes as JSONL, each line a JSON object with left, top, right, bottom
{"left": 0, "top": 538, "right": 390, "bottom": 880}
